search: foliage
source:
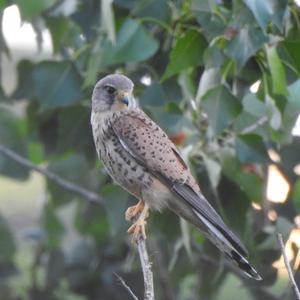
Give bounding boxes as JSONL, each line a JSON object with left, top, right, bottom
{"left": 0, "top": 0, "right": 300, "bottom": 299}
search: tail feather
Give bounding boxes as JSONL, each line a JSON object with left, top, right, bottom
{"left": 193, "top": 209, "right": 262, "bottom": 281}
{"left": 231, "top": 250, "right": 262, "bottom": 280}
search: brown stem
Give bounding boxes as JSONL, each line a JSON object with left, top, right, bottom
{"left": 137, "top": 237, "right": 155, "bottom": 300}
{"left": 0, "top": 144, "right": 104, "bottom": 205}
{"left": 114, "top": 272, "right": 139, "bottom": 300}
{"left": 277, "top": 233, "right": 300, "bottom": 300}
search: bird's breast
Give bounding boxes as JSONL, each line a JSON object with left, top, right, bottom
{"left": 91, "top": 111, "right": 153, "bottom": 199}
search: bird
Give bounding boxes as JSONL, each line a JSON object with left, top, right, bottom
{"left": 90, "top": 73, "right": 262, "bottom": 281}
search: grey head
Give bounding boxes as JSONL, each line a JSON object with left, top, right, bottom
{"left": 92, "top": 74, "right": 136, "bottom": 112}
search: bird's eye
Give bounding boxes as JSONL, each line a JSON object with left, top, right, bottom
{"left": 104, "top": 85, "right": 116, "bottom": 95}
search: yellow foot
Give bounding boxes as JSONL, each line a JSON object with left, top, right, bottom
{"left": 126, "top": 202, "right": 149, "bottom": 243}
{"left": 125, "top": 200, "right": 145, "bottom": 221}
{"left": 127, "top": 218, "right": 147, "bottom": 242}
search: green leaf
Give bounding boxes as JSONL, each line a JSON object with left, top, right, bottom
{"left": 191, "top": 1, "right": 226, "bottom": 40}
{"left": 16, "top": 0, "right": 57, "bottom": 19}
{"left": 265, "top": 95, "right": 282, "bottom": 130}
{"left": 242, "top": 93, "right": 266, "bottom": 117}
{"left": 134, "top": 0, "right": 171, "bottom": 21}
{"left": 140, "top": 81, "right": 166, "bottom": 107}
{"left": 225, "top": 26, "right": 268, "bottom": 70}
{"left": 243, "top": 0, "right": 273, "bottom": 30}
{"left": 235, "top": 134, "right": 268, "bottom": 163}
{"left": 191, "top": 0, "right": 217, "bottom": 13}
{"left": 266, "top": 46, "right": 288, "bottom": 96}
{"left": 287, "top": 79, "right": 300, "bottom": 109}
{"left": 33, "top": 61, "right": 83, "bottom": 110}
{"left": 162, "top": 30, "right": 207, "bottom": 81}
{"left": 103, "top": 18, "right": 159, "bottom": 65}
{"left": 202, "top": 86, "right": 242, "bottom": 135}
{"left": 196, "top": 68, "right": 221, "bottom": 102}
{"left": 283, "top": 40, "right": 300, "bottom": 76}
{"left": 203, "top": 45, "right": 226, "bottom": 69}
{"left": 292, "top": 179, "right": 300, "bottom": 212}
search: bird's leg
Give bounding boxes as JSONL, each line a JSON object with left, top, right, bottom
{"left": 125, "top": 199, "right": 145, "bottom": 221}
{"left": 127, "top": 202, "right": 149, "bottom": 242}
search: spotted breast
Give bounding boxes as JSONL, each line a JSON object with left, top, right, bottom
{"left": 91, "top": 110, "right": 155, "bottom": 201}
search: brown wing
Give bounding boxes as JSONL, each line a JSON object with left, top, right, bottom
{"left": 111, "top": 109, "right": 199, "bottom": 192}
{"left": 111, "top": 109, "right": 248, "bottom": 257}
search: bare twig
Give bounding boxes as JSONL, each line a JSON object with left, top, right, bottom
{"left": 0, "top": 144, "right": 104, "bottom": 205}
{"left": 277, "top": 233, "right": 300, "bottom": 300}
{"left": 114, "top": 272, "right": 139, "bottom": 300}
{"left": 241, "top": 116, "right": 268, "bottom": 134}
{"left": 137, "top": 237, "right": 155, "bottom": 300}
{"left": 150, "top": 240, "right": 175, "bottom": 300}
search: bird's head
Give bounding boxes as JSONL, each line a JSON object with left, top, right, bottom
{"left": 92, "top": 74, "right": 136, "bottom": 113}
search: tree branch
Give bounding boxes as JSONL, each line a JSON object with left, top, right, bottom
{"left": 0, "top": 144, "right": 104, "bottom": 205}
{"left": 137, "top": 237, "right": 155, "bottom": 300}
{"left": 114, "top": 272, "right": 139, "bottom": 300}
{"left": 149, "top": 240, "right": 175, "bottom": 300}
{"left": 241, "top": 116, "right": 268, "bottom": 134}
{"left": 277, "top": 233, "right": 300, "bottom": 300}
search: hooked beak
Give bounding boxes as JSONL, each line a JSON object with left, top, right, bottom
{"left": 116, "top": 91, "right": 130, "bottom": 106}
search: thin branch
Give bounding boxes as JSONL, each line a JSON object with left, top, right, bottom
{"left": 241, "top": 116, "right": 268, "bottom": 134}
{"left": 149, "top": 240, "right": 175, "bottom": 300}
{"left": 114, "top": 272, "right": 139, "bottom": 300}
{"left": 277, "top": 233, "right": 300, "bottom": 300}
{"left": 0, "top": 144, "right": 104, "bottom": 205}
{"left": 137, "top": 237, "right": 155, "bottom": 300}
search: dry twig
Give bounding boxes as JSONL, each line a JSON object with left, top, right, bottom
{"left": 241, "top": 116, "right": 268, "bottom": 134}
{"left": 0, "top": 144, "right": 104, "bottom": 205}
{"left": 114, "top": 272, "right": 139, "bottom": 300}
{"left": 137, "top": 237, "right": 155, "bottom": 300}
{"left": 277, "top": 233, "right": 300, "bottom": 300}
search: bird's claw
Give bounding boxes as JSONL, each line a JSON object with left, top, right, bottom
{"left": 125, "top": 200, "right": 145, "bottom": 221}
{"left": 127, "top": 218, "right": 147, "bottom": 243}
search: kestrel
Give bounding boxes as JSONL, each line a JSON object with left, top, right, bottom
{"left": 91, "top": 74, "right": 262, "bottom": 280}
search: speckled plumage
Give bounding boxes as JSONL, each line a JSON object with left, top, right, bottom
{"left": 91, "top": 74, "right": 262, "bottom": 281}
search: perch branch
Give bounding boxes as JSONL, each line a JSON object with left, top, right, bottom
{"left": 277, "top": 233, "right": 300, "bottom": 300}
{"left": 0, "top": 144, "right": 104, "bottom": 205}
{"left": 136, "top": 237, "right": 155, "bottom": 300}
{"left": 114, "top": 272, "right": 139, "bottom": 300}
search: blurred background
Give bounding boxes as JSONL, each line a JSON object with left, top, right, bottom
{"left": 0, "top": 0, "right": 300, "bottom": 299}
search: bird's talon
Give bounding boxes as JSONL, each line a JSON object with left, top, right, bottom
{"left": 125, "top": 200, "right": 145, "bottom": 221}
{"left": 127, "top": 219, "right": 147, "bottom": 243}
